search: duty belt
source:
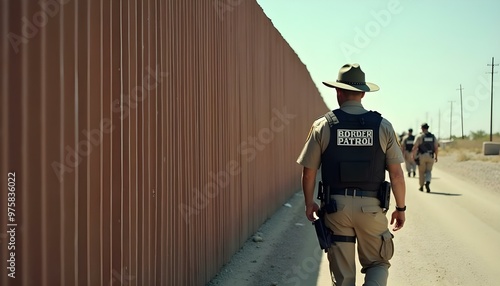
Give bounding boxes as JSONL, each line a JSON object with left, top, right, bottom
{"left": 330, "top": 187, "right": 378, "bottom": 198}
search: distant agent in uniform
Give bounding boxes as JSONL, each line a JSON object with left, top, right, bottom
{"left": 412, "top": 123, "right": 439, "bottom": 192}
{"left": 398, "top": 131, "right": 407, "bottom": 144}
{"left": 297, "top": 63, "right": 406, "bottom": 286}
{"left": 401, "top": 128, "right": 417, "bottom": 177}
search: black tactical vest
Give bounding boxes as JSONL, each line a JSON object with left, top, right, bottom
{"left": 418, "top": 132, "right": 435, "bottom": 154}
{"left": 321, "top": 110, "right": 386, "bottom": 191}
{"left": 405, "top": 135, "right": 415, "bottom": 152}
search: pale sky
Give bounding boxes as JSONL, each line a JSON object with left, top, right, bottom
{"left": 256, "top": 0, "right": 500, "bottom": 139}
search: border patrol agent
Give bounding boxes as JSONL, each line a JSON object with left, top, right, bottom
{"left": 401, "top": 128, "right": 417, "bottom": 177}
{"left": 411, "top": 123, "right": 438, "bottom": 192}
{"left": 297, "top": 64, "right": 407, "bottom": 286}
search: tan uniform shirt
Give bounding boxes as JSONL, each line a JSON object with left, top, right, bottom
{"left": 296, "top": 101, "right": 404, "bottom": 169}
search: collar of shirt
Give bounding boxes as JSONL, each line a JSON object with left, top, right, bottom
{"left": 339, "top": 100, "right": 368, "bottom": 115}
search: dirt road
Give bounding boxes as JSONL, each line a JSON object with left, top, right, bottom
{"left": 208, "top": 163, "right": 500, "bottom": 285}
{"left": 387, "top": 164, "right": 500, "bottom": 285}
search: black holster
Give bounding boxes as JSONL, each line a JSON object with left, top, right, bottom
{"left": 414, "top": 156, "right": 420, "bottom": 165}
{"left": 317, "top": 181, "right": 337, "bottom": 214}
{"left": 313, "top": 210, "right": 332, "bottom": 252}
{"left": 378, "top": 181, "right": 391, "bottom": 211}
{"left": 314, "top": 182, "right": 356, "bottom": 252}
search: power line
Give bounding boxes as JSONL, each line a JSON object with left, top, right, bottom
{"left": 487, "top": 57, "right": 498, "bottom": 142}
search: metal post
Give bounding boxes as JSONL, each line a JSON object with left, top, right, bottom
{"left": 487, "top": 57, "right": 498, "bottom": 142}
{"left": 457, "top": 85, "right": 464, "bottom": 139}
{"left": 448, "top": 101, "right": 454, "bottom": 140}
{"left": 438, "top": 109, "right": 441, "bottom": 140}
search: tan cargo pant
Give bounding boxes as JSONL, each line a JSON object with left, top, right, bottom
{"left": 403, "top": 151, "right": 417, "bottom": 174}
{"left": 325, "top": 195, "right": 393, "bottom": 286}
{"left": 417, "top": 153, "right": 434, "bottom": 187}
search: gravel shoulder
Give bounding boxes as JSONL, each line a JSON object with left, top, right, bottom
{"left": 434, "top": 152, "right": 500, "bottom": 194}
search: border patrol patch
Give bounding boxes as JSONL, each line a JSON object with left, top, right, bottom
{"left": 337, "top": 129, "right": 373, "bottom": 146}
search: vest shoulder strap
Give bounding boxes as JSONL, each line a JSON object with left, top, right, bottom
{"left": 325, "top": 109, "right": 381, "bottom": 128}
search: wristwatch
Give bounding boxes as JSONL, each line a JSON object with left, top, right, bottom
{"left": 395, "top": 205, "right": 406, "bottom": 212}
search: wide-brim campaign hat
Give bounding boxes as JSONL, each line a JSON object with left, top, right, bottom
{"left": 322, "top": 63, "right": 380, "bottom": 92}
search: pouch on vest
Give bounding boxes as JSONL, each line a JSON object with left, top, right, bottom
{"left": 340, "top": 161, "right": 370, "bottom": 182}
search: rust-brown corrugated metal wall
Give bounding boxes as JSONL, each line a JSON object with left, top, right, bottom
{"left": 0, "top": 1, "right": 328, "bottom": 285}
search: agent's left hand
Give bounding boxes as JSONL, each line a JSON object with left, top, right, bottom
{"left": 390, "top": 210, "right": 405, "bottom": 231}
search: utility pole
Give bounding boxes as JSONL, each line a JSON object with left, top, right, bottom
{"left": 448, "top": 101, "right": 454, "bottom": 140}
{"left": 487, "top": 57, "right": 498, "bottom": 142}
{"left": 438, "top": 109, "right": 441, "bottom": 140}
{"left": 457, "top": 85, "right": 464, "bottom": 139}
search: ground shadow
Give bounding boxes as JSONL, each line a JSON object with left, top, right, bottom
{"left": 425, "top": 192, "right": 462, "bottom": 196}
{"left": 406, "top": 176, "right": 441, "bottom": 180}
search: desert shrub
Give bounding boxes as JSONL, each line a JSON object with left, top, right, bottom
{"left": 456, "top": 151, "right": 470, "bottom": 162}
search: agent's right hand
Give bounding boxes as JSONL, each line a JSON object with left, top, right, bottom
{"left": 305, "top": 202, "right": 320, "bottom": 221}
